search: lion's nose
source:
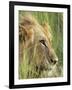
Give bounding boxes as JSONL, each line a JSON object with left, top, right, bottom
{"left": 50, "top": 58, "right": 58, "bottom": 64}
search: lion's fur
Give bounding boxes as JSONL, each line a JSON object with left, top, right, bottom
{"left": 19, "top": 14, "right": 62, "bottom": 78}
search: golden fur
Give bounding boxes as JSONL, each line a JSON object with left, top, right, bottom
{"left": 19, "top": 15, "right": 61, "bottom": 78}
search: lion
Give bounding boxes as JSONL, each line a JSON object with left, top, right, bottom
{"left": 19, "top": 14, "right": 62, "bottom": 79}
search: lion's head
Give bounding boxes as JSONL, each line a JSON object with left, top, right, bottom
{"left": 19, "top": 15, "right": 59, "bottom": 78}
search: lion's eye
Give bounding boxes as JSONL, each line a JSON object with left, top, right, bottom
{"left": 39, "top": 40, "right": 47, "bottom": 47}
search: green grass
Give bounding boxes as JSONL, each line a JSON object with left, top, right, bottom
{"left": 19, "top": 11, "right": 63, "bottom": 79}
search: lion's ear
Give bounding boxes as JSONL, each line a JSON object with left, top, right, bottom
{"left": 42, "top": 23, "right": 52, "bottom": 41}
{"left": 19, "top": 24, "right": 34, "bottom": 46}
{"left": 19, "top": 24, "right": 27, "bottom": 42}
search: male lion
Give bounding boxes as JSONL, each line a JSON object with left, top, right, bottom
{"left": 19, "top": 14, "right": 62, "bottom": 79}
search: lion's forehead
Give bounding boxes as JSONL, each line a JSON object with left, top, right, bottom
{"left": 33, "top": 25, "right": 48, "bottom": 40}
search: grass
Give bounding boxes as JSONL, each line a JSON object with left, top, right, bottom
{"left": 19, "top": 11, "right": 63, "bottom": 79}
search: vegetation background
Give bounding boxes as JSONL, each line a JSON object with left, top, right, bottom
{"left": 19, "top": 11, "right": 63, "bottom": 79}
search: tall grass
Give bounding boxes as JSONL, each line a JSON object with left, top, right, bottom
{"left": 19, "top": 11, "right": 63, "bottom": 79}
